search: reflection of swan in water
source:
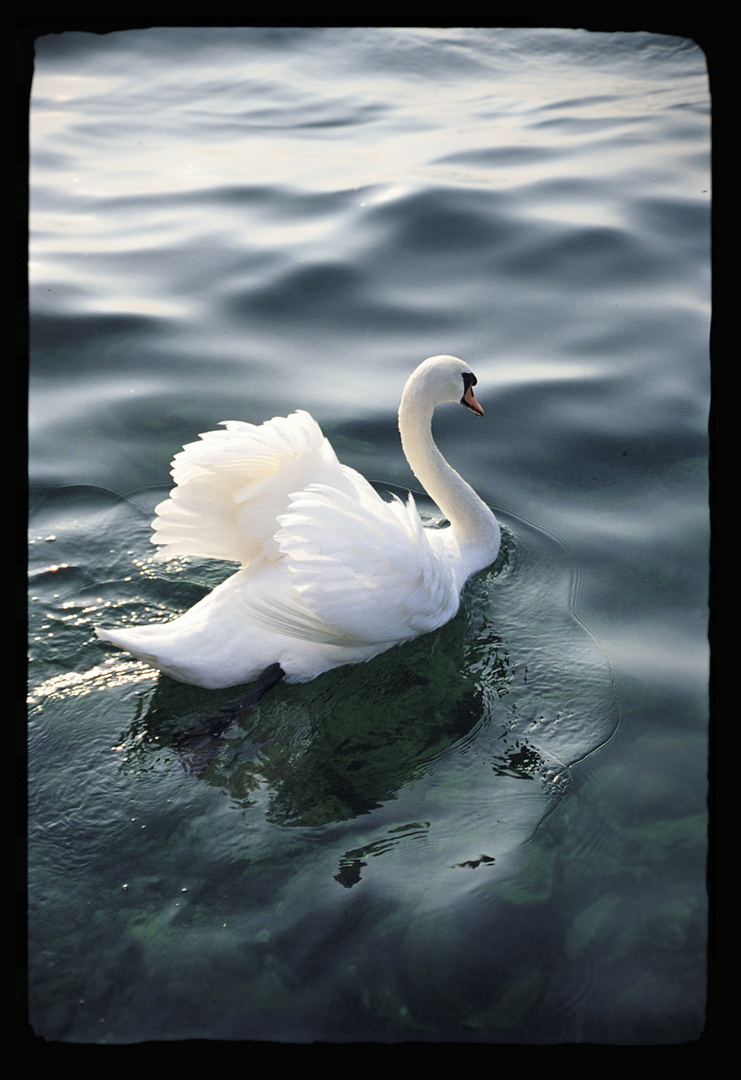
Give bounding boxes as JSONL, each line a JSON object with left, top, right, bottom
{"left": 96, "top": 355, "right": 501, "bottom": 694}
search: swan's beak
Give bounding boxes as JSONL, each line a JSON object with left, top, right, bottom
{"left": 462, "top": 384, "right": 485, "bottom": 416}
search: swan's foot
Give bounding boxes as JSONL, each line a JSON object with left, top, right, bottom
{"left": 208, "top": 662, "right": 286, "bottom": 734}
{"left": 173, "top": 663, "right": 285, "bottom": 773}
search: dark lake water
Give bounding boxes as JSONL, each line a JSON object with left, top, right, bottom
{"left": 27, "top": 26, "right": 710, "bottom": 1044}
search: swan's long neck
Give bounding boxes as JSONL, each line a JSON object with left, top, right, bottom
{"left": 398, "top": 383, "right": 501, "bottom": 570}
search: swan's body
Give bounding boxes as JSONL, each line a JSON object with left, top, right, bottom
{"left": 96, "top": 356, "right": 501, "bottom": 688}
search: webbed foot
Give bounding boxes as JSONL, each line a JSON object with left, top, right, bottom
{"left": 173, "top": 663, "right": 285, "bottom": 775}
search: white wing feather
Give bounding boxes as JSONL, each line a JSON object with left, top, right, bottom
{"left": 276, "top": 483, "right": 460, "bottom": 644}
{"left": 151, "top": 411, "right": 349, "bottom": 565}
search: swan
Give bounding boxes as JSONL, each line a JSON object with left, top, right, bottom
{"left": 96, "top": 355, "right": 501, "bottom": 690}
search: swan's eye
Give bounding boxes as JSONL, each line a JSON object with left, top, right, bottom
{"left": 462, "top": 372, "right": 477, "bottom": 390}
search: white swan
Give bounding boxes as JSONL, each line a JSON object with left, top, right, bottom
{"left": 96, "top": 355, "right": 501, "bottom": 689}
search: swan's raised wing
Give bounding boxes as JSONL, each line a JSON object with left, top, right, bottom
{"left": 275, "top": 482, "right": 460, "bottom": 645}
{"left": 151, "top": 411, "right": 348, "bottom": 566}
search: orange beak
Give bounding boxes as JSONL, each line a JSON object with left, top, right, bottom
{"left": 462, "top": 383, "right": 484, "bottom": 416}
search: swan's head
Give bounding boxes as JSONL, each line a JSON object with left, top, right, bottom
{"left": 408, "top": 355, "right": 485, "bottom": 416}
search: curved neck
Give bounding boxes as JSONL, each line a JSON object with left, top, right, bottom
{"left": 398, "top": 386, "right": 500, "bottom": 562}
